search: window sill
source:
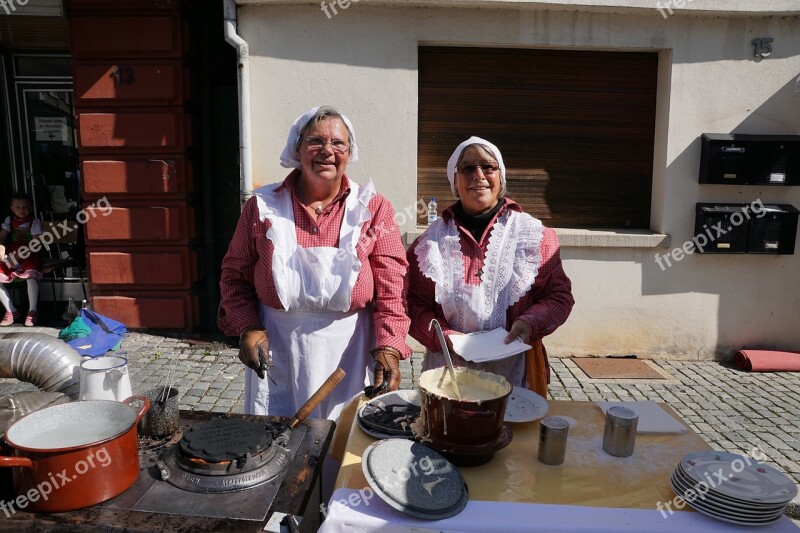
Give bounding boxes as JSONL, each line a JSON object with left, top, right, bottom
{"left": 555, "top": 228, "right": 670, "bottom": 249}
{"left": 405, "top": 226, "right": 670, "bottom": 249}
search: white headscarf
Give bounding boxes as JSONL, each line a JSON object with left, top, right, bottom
{"left": 446, "top": 136, "right": 506, "bottom": 196}
{"left": 279, "top": 106, "right": 359, "bottom": 169}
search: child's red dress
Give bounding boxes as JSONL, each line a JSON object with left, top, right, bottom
{"left": 0, "top": 215, "right": 43, "bottom": 283}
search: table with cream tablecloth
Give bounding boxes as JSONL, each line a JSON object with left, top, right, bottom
{"left": 319, "top": 398, "right": 799, "bottom": 532}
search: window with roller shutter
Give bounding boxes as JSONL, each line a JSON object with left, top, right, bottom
{"left": 418, "top": 46, "right": 658, "bottom": 229}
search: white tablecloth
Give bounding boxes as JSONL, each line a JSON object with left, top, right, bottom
{"left": 319, "top": 488, "right": 799, "bottom": 533}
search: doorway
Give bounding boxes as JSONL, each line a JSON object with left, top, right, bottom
{"left": 2, "top": 53, "right": 85, "bottom": 307}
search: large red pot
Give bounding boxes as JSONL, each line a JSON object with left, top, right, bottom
{"left": 0, "top": 396, "right": 148, "bottom": 512}
{"left": 418, "top": 367, "right": 511, "bottom": 446}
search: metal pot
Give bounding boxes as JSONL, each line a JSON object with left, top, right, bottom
{"left": 418, "top": 367, "right": 511, "bottom": 446}
{"left": 0, "top": 396, "right": 149, "bottom": 512}
{"left": 79, "top": 356, "right": 133, "bottom": 402}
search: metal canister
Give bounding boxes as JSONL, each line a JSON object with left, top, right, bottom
{"left": 602, "top": 406, "right": 639, "bottom": 457}
{"left": 538, "top": 416, "right": 569, "bottom": 465}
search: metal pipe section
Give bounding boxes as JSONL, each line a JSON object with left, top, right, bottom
{"left": 0, "top": 333, "right": 82, "bottom": 399}
{"left": 223, "top": 0, "right": 253, "bottom": 206}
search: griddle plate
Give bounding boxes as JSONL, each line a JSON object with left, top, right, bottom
{"left": 179, "top": 417, "right": 273, "bottom": 462}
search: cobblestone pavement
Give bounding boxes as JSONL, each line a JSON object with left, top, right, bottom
{"left": 1, "top": 326, "right": 798, "bottom": 519}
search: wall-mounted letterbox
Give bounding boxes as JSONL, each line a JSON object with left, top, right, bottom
{"left": 694, "top": 203, "right": 799, "bottom": 255}
{"left": 699, "top": 134, "right": 800, "bottom": 185}
{"left": 694, "top": 204, "right": 750, "bottom": 253}
{"left": 747, "top": 204, "right": 799, "bottom": 254}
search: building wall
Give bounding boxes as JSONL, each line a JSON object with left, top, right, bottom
{"left": 239, "top": 3, "right": 800, "bottom": 359}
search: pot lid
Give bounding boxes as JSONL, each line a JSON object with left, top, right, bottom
{"left": 362, "top": 439, "right": 468, "bottom": 520}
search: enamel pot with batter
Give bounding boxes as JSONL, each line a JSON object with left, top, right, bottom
{"left": 418, "top": 367, "right": 512, "bottom": 448}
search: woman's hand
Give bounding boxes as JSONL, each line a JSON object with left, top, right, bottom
{"left": 239, "top": 329, "right": 270, "bottom": 379}
{"left": 504, "top": 320, "right": 532, "bottom": 344}
{"left": 370, "top": 346, "right": 402, "bottom": 393}
{"left": 444, "top": 333, "right": 460, "bottom": 355}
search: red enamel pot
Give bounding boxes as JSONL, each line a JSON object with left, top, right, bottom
{"left": 0, "top": 396, "right": 149, "bottom": 512}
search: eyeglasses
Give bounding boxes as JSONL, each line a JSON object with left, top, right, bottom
{"left": 303, "top": 136, "right": 350, "bottom": 154}
{"left": 457, "top": 164, "right": 499, "bottom": 175}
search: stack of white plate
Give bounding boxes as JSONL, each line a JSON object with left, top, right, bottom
{"left": 670, "top": 450, "right": 798, "bottom": 526}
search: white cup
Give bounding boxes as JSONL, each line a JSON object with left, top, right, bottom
{"left": 79, "top": 356, "right": 133, "bottom": 402}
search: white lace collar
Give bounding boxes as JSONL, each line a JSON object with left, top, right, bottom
{"left": 415, "top": 209, "right": 544, "bottom": 330}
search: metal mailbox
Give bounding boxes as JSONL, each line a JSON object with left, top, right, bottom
{"left": 695, "top": 203, "right": 799, "bottom": 255}
{"left": 694, "top": 204, "right": 750, "bottom": 253}
{"left": 700, "top": 134, "right": 800, "bottom": 185}
{"left": 747, "top": 204, "right": 799, "bottom": 255}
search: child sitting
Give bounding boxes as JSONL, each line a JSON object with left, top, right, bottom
{"left": 0, "top": 193, "right": 43, "bottom": 327}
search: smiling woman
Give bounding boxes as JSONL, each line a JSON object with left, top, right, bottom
{"left": 218, "top": 105, "right": 411, "bottom": 422}
{"left": 406, "top": 136, "right": 575, "bottom": 396}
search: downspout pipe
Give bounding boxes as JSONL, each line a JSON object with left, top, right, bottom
{"left": 223, "top": 0, "right": 253, "bottom": 205}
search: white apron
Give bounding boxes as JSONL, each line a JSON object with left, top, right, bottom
{"left": 415, "top": 209, "right": 544, "bottom": 386}
{"left": 245, "top": 179, "right": 377, "bottom": 421}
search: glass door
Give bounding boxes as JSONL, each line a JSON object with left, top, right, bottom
{"left": 16, "top": 85, "right": 79, "bottom": 220}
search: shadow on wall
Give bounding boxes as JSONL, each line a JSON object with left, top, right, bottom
{"left": 640, "top": 75, "right": 800, "bottom": 357}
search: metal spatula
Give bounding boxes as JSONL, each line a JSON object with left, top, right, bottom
{"left": 429, "top": 319, "right": 461, "bottom": 400}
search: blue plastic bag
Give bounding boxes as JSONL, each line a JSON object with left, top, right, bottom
{"left": 65, "top": 308, "right": 127, "bottom": 357}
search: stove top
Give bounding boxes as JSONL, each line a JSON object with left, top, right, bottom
{"left": 101, "top": 415, "right": 308, "bottom": 521}
{"left": 157, "top": 418, "right": 293, "bottom": 493}
{"left": 1, "top": 411, "right": 335, "bottom": 533}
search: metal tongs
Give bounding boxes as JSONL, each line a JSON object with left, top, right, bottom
{"left": 429, "top": 319, "right": 461, "bottom": 400}
{"left": 160, "top": 351, "right": 180, "bottom": 404}
{"left": 255, "top": 340, "right": 275, "bottom": 384}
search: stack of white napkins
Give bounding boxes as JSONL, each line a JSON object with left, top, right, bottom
{"left": 595, "top": 401, "right": 688, "bottom": 434}
{"left": 448, "top": 328, "right": 531, "bottom": 363}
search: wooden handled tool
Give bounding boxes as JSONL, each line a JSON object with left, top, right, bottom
{"left": 288, "top": 368, "right": 346, "bottom": 429}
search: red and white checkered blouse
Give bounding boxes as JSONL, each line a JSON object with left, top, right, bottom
{"left": 406, "top": 197, "right": 574, "bottom": 353}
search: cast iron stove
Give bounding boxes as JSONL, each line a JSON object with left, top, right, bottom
{"left": 157, "top": 418, "right": 292, "bottom": 493}
{"left": 100, "top": 416, "right": 308, "bottom": 521}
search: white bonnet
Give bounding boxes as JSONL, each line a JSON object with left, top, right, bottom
{"left": 279, "top": 106, "right": 359, "bottom": 169}
{"left": 446, "top": 136, "right": 506, "bottom": 196}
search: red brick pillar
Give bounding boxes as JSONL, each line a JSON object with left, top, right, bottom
{"left": 67, "top": 0, "right": 199, "bottom": 329}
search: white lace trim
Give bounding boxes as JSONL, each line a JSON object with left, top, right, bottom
{"left": 415, "top": 209, "right": 544, "bottom": 331}
{"left": 414, "top": 218, "right": 465, "bottom": 325}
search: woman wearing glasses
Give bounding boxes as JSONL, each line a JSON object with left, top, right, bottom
{"left": 219, "top": 106, "right": 410, "bottom": 420}
{"left": 406, "top": 137, "right": 574, "bottom": 395}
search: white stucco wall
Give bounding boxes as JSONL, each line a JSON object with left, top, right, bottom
{"left": 238, "top": 3, "right": 800, "bottom": 360}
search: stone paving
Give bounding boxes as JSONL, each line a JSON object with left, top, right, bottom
{"left": 1, "top": 325, "right": 798, "bottom": 520}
